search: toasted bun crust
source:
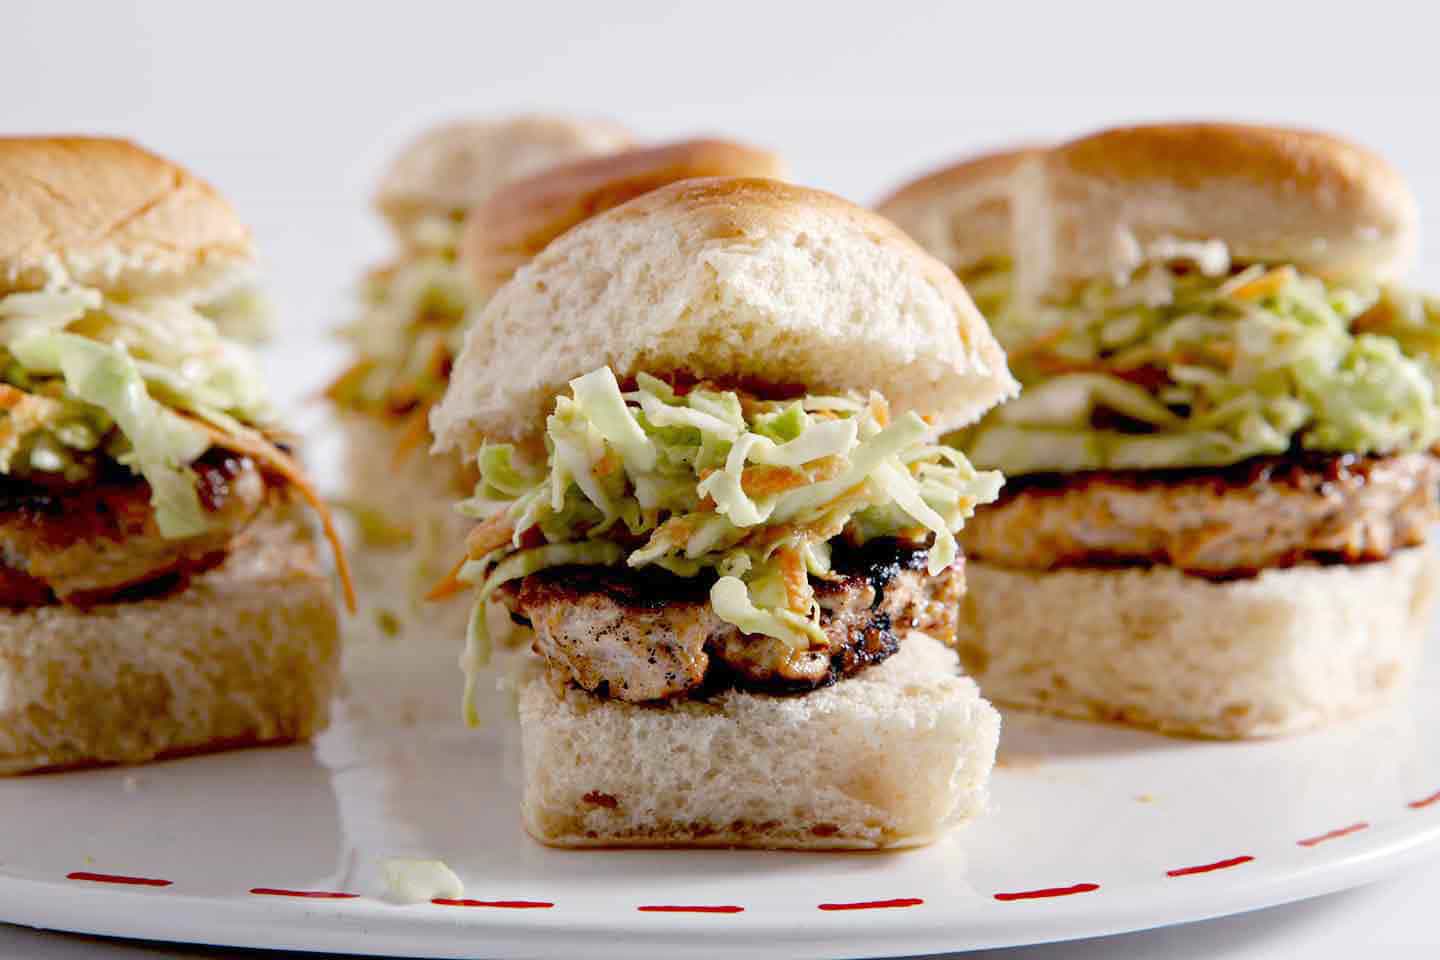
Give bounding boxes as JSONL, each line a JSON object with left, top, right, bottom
{"left": 519, "top": 632, "right": 999, "bottom": 849}
{"left": 0, "top": 137, "right": 253, "bottom": 295}
{"left": 955, "top": 550, "right": 1438, "bottom": 739}
{"left": 462, "top": 138, "right": 787, "bottom": 296}
{"left": 0, "top": 514, "right": 340, "bottom": 773}
{"left": 374, "top": 116, "right": 632, "bottom": 232}
{"left": 1016, "top": 123, "right": 1417, "bottom": 293}
{"left": 876, "top": 146, "right": 1040, "bottom": 274}
{"left": 433, "top": 177, "right": 1017, "bottom": 451}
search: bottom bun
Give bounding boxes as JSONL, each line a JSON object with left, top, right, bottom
{"left": 518, "top": 633, "right": 999, "bottom": 850}
{"left": 956, "top": 549, "right": 1439, "bottom": 739}
{"left": 0, "top": 513, "right": 340, "bottom": 774}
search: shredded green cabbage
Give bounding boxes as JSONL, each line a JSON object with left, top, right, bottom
{"left": 0, "top": 279, "right": 274, "bottom": 537}
{"left": 194, "top": 283, "right": 274, "bottom": 345}
{"left": 958, "top": 260, "right": 1016, "bottom": 321}
{"left": 453, "top": 368, "right": 1003, "bottom": 723}
{"left": 959, "top": 263, "right": 1440, "bottom": 473}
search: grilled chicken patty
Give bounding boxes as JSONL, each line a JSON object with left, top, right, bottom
{"left": 0, "top": 449, "right": 269, "bottom": 606}
{"left": 962, "top": 451, "right": 1440, "bottom": 578}
{"left": 503, "top": 539, "right": 963, "bottom": 702}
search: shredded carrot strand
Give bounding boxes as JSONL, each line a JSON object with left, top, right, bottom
{"left": 650, "top": 517, "right": 693, "bottom": 548}
{"left": 1226, "top": 265, "right": 1296, "bottom": 302}
{"left": 591, "top": 448, "right": 619, "bottom": 479}
{"left": 775, "top": 546, "right": 809, "bottom": 613}
{"left": 806, "top": 455, "right": 846, "bottom": 483}
{"left": 432, "top": 506, "right": 516, "bottom": 602}
{"left": 1007, "top": 323, "right": 1073, "bottom": 363}
{"left": 868, "top": 393, "right": 891, "bottom": 427}
{"left": 1029, "top": 354, "right": 1102, "bottom": 376}
{"left": 740, "top": 464, "right": 809, "bottom": 497}
{"left": 0, "top": 384, "right": 33, "bottom": 410}
{"left": 426, "top": 339, "right": 451, "bottom": 381}
{"left": 465, "top": 514, "right": 516, "bottom": 559}
{"left": 390, "top": 403, "right": 433, "bottom": 470}
{"left": 426, "top": 554, "right": 469, "bottom": 602}
{"left": 319, "top": 359, "right": 375, "bottom": 404}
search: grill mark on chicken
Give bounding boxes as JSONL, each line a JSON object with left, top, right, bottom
{"left": 0, "top": 448, "right": 270, "bottom": 607}
{"left": 963, "top": 451, "right": 1440, "bottom": 579}
{"left": 504, "top": 538, "right": 961, "bottom": 703}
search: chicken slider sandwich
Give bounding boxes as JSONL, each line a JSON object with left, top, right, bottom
{"left": 430, "top": 178, "right": 1017, "bottom": 848}
{"left": 0, "top": 137, "right": 349, "bottom": 772}
{"left": 461, "top": 137, "right": 787, "bottom": 300}
{"left": 883, "top": 124, "right": 1440, "bottom": 738}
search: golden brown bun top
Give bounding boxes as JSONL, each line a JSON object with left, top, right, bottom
{"left": 461, "top": 138, "right": 787, "bottom": 295}
{"left": 433, "top": 177, "right": 1017, "bottom": 451}
{"left": 0, "top": 137, "right": 252, "bottom": 295}
{"left": 1020, "top": 122, "right": 1418, "bottom": 291}
{"left": 876, "top": 145, "right": 1042, "bottom": 274}
{"left": 373, "top": 115, "right": 633, "bottom": 236}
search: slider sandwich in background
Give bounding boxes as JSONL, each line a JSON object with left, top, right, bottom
{"left": 327, "top": 116, "right": 632, "bottom": 639}
{"left": 0, "top": 137, "right": 349, "bottom": 772}
{"left": 875, "top": 145, "right": 1042, "bottom": 321}
{"left": 461, "top": 138, "right": 788, "bottom": 300}
{"left": 882, "top": 124, "right": 1440, "bottom": 738}
{"left": 430, "top": 178, "right": 1017, "bottom": 848}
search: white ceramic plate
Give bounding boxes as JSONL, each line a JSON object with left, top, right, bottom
{"left": 2, "top": 621, "right": 1440, "bottom": 960}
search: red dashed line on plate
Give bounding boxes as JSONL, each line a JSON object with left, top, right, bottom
{"left": 249, "top": 887, "right": 359, "bottom": 899}
{"left": 1166, "top": 855, "right": 1255, "bottom": 878}
{"left": 1297, "top": 822, "right": 1370, "bottom": 847}
{"left": 994, "top": 883, "right": 1100, "bottom": 902}
{"left": 432, "top": 898, "right": 554, "bottom": 909}
{"left": 67, "top": 871, "right": 171, "bottom": 888}
{"left": 637, "top": 904, "right": 745, "bottom": 914}
{"left": 818, "top": 898, "right": 924, "bottom": 911}
{"left": 1408, "top": 790, "right": 1440, "bottom": 810}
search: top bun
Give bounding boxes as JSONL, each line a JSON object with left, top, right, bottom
{"left": 433, "top": 177, "right": 1017, "bottom": 452}
{"left": 0, "top": 137, "right": 252, "bottom": 296}
{"left": 374, "top": 115, "right": 632, "bottom": 236}
{"left": 1016, "top": 122, "right": 1417, "bottom": 296}
{"left": 876, "top": 146, "right": 1040, "bottom": 275}
{"left": 462, "top": 138, "right": 787, "bottom": 296}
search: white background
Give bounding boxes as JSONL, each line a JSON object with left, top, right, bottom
{"left": 5, "top": 1, "right": 1440, "bottom": 955}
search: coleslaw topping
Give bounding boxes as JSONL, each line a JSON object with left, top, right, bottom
{"left": 326, "top": 251, "right": 471, "bottom": 420}
{"left": 448, "top": 367, "right": 1002, "bottom": 723}
{"left": 959, "top": 262, "right": 1440, "bottom": 474}
{"left": 0, "top": 268, "right": 354, "bottom": 607}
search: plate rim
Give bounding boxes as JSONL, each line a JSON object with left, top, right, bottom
{"left": 5, "top": 805, "right": 1440, "bottom": 959}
